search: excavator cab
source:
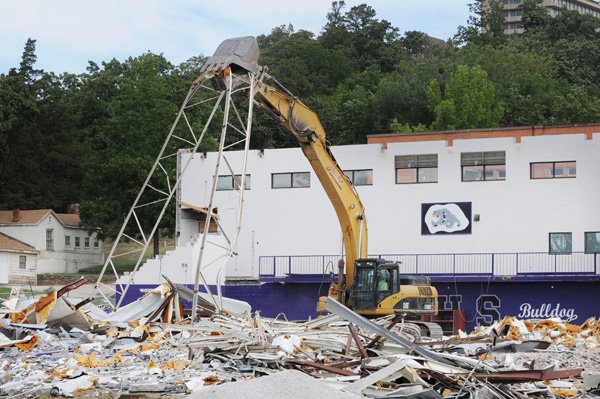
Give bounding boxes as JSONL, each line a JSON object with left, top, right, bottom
{"left": 347, "top": 258, "right": 438, "bottom": 317}
{"left": 349, "top": 258, "right": 399, "bottom": 310}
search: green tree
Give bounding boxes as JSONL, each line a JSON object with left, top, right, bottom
{"left": 551, "top": 86, "right": 600, "bottom": 124}
{"left": 0, "top": 39, "right": 84, "bottom": 210}
{"left": 319, "top": 2, "right": 400, "bottom": 71}
{"left": 457, "top": 45, "right": 560, "bottom": 126}
{"left": 390, "top": 119, "right": 427, "bottom": 133}
{"left": 521, "top": 0, "right": 551, "bottom": 33}
{"left": 454, "top": 0, "right": 506, "bottom": 46}
{"left": 428, "top": 65, "right": 503, "bottom": 130}
{"left": 80, "top": 53, "right": 182, "bottom": 238}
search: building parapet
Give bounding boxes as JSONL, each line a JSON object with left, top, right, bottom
{"left": 367, "top": 123, "right": 600, "bottom": 146}
{"left": 259, "top": 252, "right": 600, "bottom": 283}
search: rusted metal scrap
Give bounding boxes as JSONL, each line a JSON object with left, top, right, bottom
{"left": 474, "top": 368, "right": 584, "bottom": 383}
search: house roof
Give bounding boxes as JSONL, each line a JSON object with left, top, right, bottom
{"left": 0, "top": 209, "right": 51, "bottom": 225}
{"left": 56, "top": 213, "right": 80, "bottom": 228}
{"left": 0, "top": 209, "right": 81, "bottom": 228}
{"left": 0, "top": 232, "right": 38, "bottom": 254}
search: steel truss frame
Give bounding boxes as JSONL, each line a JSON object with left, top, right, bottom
{"left": 92, "top": 71, "right": 256, "bottom": 315}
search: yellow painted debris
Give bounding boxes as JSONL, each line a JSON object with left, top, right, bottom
{"left": 15, "top": 335, "right": 39, "bottom": 352}
{"left": 34, "top": 290, "right": 57, "bottom": 324}
{"left": 74, "top": 352, "right": 124, "bottom": 368}
{"left": 160, "top": 358, "right": 189, "bottom": 371}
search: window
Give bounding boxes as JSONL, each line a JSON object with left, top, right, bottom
{"left": 85, "top": 237, "right": 90, "bottom": 248}
{"left": 504, "top": 9, "right": 523, "bottom": 17}
{"left": 46, "top": 229, "right": 54, "bottom": 251}
{"left": 531, "top": 161, "right": 576, "bottom": 179}
{"left": 395, "top": 154, "right": 438, "bottom": 184}
{"left": 343, "top": 169, "right": 373, "bottom": 186}
{"left": 19, "top": 255, "right": 26, "bottom": 270}
{"left": 75, "top": 237, "right": 80, "bottom": 247}
{"left": 65, "top": 235, "right": 71, "bottom": 246}
{"left": 94, "top": 237, "right": 99, "bottom": 248}
{"left": 585, "top": 232, "right": 600, "bottom": 254}
{"left": 271, "top": 172, "right": 310, "bottom": 188}
{"left": 216, "top": 174, "right": 251, "bottom": 191}
{"left": 549, "top": 232, "right": 572, "bottom": 254}
{"left": 461, "top": 151, "right": 506, "bottom": 182}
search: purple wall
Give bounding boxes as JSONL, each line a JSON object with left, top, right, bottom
{"left": 119, "top": 280, "right": 600, "bottom": 332}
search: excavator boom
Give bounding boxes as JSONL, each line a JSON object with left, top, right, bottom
{"left": 202, "top": 37, "right": 368, "bottom": 290}
{"left": 201, "top": 37, "right": 438, "bottom": 321}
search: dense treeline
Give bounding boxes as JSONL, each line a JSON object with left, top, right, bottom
{"left": 1, "top": 0, "right": 599, "bottom": 237}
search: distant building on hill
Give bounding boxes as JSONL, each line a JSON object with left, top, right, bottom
{"left": 492, "top": 0, "right": 600, "bottom": 34}
{"left": 0, "top": 209, "right": 103, "bottom": 275}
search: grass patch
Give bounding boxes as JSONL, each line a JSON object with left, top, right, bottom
{"left": 82, "top": 237, "right": 176, "bottom": 275}
{"left": 0, "top": 286, "right": 44, "bottom": 299}
{"left": 82, "top": 258, "right": 140, "bottom": 274}
{"left": 0, "top": 287, "right": 11, "bottom": 298}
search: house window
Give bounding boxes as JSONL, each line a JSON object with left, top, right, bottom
{"left": 461, "top": 151, "right": 506, "bottom": 182}
{"left": 65, "top": 235, "right": 71, "bottom": 246}
{"left": 75, "top": 237, "right": 80, "bottom": 247}
{"left": 46, "top": 229, "right": 54, "bottom": 251}
{"left": 19, "top": 255, "right": 26, "bottom": 270}
{"left": 531, "top": 161, "right": 576, "bottom": 179}
{"left": 85, "top": 237, "right": 90, "bottom": 248}
{"left": 216, "top": 174, "right": 251, "bottom": 191}
{"left": 94, "top": 237, "right": 99, "bottom": 248}
{"left": 395, "top": 154, "right": 438, "bottom": 184}
{"left": 271, "top": 172, "right": 310, "bottom": 188}
{"left": 343, "top": 169, "right": 373, "bottom": 186}
{"left": 549, "top": 232, "right": 572, "bottom": 254}
{"left": 585, "top": 232, "right": 600, "bottom": 254}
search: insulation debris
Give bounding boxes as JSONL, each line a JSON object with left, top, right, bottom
{"left": 0, "top": 280, "right": 599, "bottom": 398}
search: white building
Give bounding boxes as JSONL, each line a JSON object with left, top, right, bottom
{"left": 123, "top": 124, "right": 599, "bottom": 327}
{"left": 491, "top": 0, "right": 600, "bottom": 34}
{"left": 0, "top": 209, "right": 104, "bottom": 274}
{"left": 175, "top": 124, "right": 600, "bottom": 279}
{"left": 0, "top": 232, "right": 38, "bottom": 285}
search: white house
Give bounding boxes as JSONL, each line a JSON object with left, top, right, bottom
{"left": 0, "top": 209, "right": 104, "bottom": 274}
{"left": 0, "top": 232, "right": 38, "bottom": 285}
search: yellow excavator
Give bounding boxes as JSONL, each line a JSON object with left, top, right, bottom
{"left": 201, "top": 37, "right": 439, "bottom": 322}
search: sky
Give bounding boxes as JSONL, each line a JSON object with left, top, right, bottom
{"left": 0, "top": 0, "right": 471, "bottom": 74}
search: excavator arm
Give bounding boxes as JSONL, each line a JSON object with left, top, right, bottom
{"left": 200, "top": 37, "right": 439, "bottom": 326}
{"left": 253, "top": 79, "right": 368, "bottom": 290}
{"left": 201, "top": 37, "right": 368, "bottom": 291}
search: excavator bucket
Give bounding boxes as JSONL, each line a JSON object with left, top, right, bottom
{"left": 201, "top": 36, "right": 260, "bottom": 74}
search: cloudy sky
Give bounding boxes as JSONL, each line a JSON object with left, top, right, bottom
{"left": 0, "top": 0, "right": 471, "bottom": 74}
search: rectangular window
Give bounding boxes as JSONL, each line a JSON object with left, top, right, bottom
{"left": 395, "top": 154, "right": 438, "bottom": 184}
{"left": 94, "top": 237, "right": 99, "bottom": 248}
{"left": 65, "top": 235, "right": 71, "bottom": 246}
{"left": 271, "top": 172, "right": 310, "bottom": 188}
{"left": 585, "top": 232, "right": 600, "bottom": 254}
{"left": 19, "top": 255, "right": 26, "bottom": 270}
{"left": 46, "top": 229, "right": 54, "bottom": 251}
{"left": 461, "top": 151, "right": 506, "bottom": 182}
{"left": 85, "top": 237, "right": 90, "bottom": 248}
{"left": 531, "top": 161, "right": 576, "bottom": 179}
{"left": 549, "top": 232, "right": 572, "bottom": 254}
{"left": 75, "top": 237, "right": 80, "bottom": 247}
{"left": 216, "top": 174, "right": 251, "bottom": 191}
{"left": 343, "top": 169, "right": 373, "bottom": 186}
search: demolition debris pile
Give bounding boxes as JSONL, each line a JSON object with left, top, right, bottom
{"left": 0, "top": 278, "right": 599, "bottom": 398}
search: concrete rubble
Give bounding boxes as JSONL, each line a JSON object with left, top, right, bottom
{"left": 0, "top": 279, "right": 598, "bottom": 398}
